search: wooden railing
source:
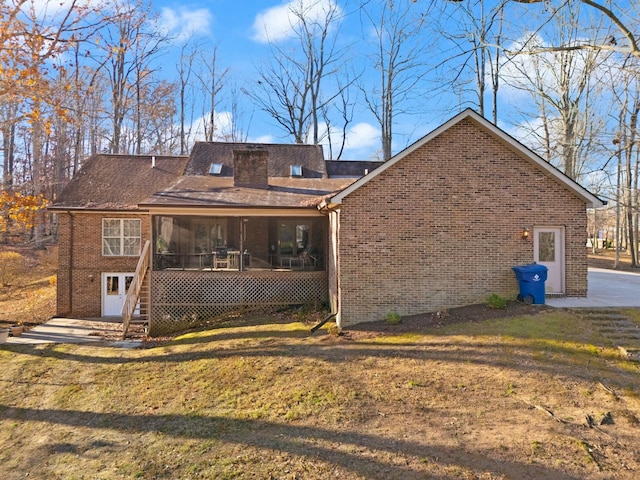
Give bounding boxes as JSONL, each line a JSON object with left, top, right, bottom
{"left": 121, "top": 240, "right": 150, "bottom": 339}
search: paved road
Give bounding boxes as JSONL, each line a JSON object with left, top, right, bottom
{"left": 546, "top": 267, "right": 640, "bottom": 308}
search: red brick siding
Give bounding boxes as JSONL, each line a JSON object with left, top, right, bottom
{"left": 337, "top": 119, "right": 588, "bottom": 326}
{"left": 56, "top": 212, "right": 150, "bottom": 317}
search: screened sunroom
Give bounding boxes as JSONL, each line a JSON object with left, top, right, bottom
{"left": 147, "top": 212, "right": 329, "bottom": 335}
{"left": 152, "top": 214, "right": 326, "bottom": 272}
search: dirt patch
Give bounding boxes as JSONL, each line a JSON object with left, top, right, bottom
{"left": 342, "top": 301, "right": 548, "bottom": 340}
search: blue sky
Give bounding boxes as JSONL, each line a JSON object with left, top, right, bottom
{"left": 151, "top": 0, "right": 444, "bottom": 160}
{"left": 27, "top": 0, "right": 633, "bottom": 170}
{"left": 27, "top": 0, "right": 552, "bottom": 160}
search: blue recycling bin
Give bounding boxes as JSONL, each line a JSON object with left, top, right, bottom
{"left": 512, "top": 264, "right": 548, "bottom": 305}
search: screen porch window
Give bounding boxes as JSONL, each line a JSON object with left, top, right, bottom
{"left": 103, "top": 218, "right": 141, "bottom": 256}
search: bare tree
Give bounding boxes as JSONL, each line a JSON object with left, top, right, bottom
{"left": 609, "top": 60, "right": 640, "bottom": 267}
{"left": 435, "top": 0, "right": 507, "bottom": 124}
{"left": 196, "top": 46, "right": 229, "bottom": 143}
{"left": 219, "top": 82, "right": 251, "bottom": 143}
{"left": 359, "top": 0, "right": 435, "bottom": 161}
{"left": 1, "top": 100, "right": 18, "bottom": 189}
{"left": 510, "top": 1, "right": 640, "bottom": 59}
{"left": 247, "top": 0, "right": 351, "bottom": 149}
{"left": 176, "top": 40, "right": 198, "bottom": 154}
{"left": 93, "top": 0, "right": 168, "bottom": 154}
{"left": 501, "top": 3, "right": 610, "bottom": 181}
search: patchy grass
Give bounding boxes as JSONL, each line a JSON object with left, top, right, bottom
{"left": 0, "top": 245, "right": 57, "bottom": 328}
{"left": 1, "top": 246, "right": 639, "bottom": 478}
{"left": 1, "top": 309, "right": 640, "bottom": 479}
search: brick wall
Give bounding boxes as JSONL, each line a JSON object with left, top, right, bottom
{"left": 337, "top": 118, "right": 588, "bottom": 327}
{"left": 56, "top": 212, "right": 150, "bottom": 317}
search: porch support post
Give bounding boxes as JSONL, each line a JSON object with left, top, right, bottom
{"left": 240, "top": 217, "right": 246, "bottom": 271}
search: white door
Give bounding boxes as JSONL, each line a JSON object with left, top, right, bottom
{"left": 102, "top": 273, "right": 138, "bottom": 316}
{"left": 533, "top": 227, "right": 564, "bottom": 294}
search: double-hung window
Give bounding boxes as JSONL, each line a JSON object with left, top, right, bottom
{"left": 102, "top": 218, "right": 141, "bottom": 256}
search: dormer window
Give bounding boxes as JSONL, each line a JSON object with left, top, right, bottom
{"left": 290, "top": 165, "right": 303, "bottom": 177}
{"left": 209, "top": 163, "right": 223, "bottom": 175}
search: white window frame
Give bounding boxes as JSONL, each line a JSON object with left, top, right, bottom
{"left": 102, "top": 218, "right": 141, "bottom": 256}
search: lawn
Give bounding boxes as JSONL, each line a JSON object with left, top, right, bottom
{"left": 1, "top": 308, "right": 639, "bottom": 479}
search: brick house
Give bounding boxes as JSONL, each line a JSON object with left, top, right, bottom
{"left": 324, "top": 109, "right": 603, "bottom": 326}
{"left": 50, "top": 109, "right": 602, "bottom": 335}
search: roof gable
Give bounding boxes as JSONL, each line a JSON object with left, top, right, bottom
{"left": 330, "top": 109, "right": 604, "bottom": 208}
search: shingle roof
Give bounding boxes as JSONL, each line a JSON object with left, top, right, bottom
{"left": 325, "top": 160, "right": 384, "bottom": 177}
{"left": 187, "top": 142, "right": 327, "bottom": 178}
{"left": 51, "top": 144, "right": 374, "bottom": 212}
{"left": 51, "top": 155, "right": 189, "bottom": 210}
{"left": 140, "top": 176, "right": 355, "bottom": 208}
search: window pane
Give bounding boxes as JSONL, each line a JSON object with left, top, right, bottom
{"left": 538, "top": 232, "right": 555, "bottom": 262}
{"left": 123, "top": 219, "right": 140, "bottom": 237}
{"left": 125, "top": 275, "right": 134, "bottom": 293}
{"left": 279, "top": 224, "right": 293, "bottom": 255}
{"left": 106, "top": 276, "right": 119, "bottom": 295}
{"left": 104, "top": 218, "right": 141, "bottom": 257}
{"left": 103, "top": 219, "right": 121, "bottom": 237}
{"left": 103, "top": 238, "right": 121, "bottom": 256}
{"left": 123, "top": 237, "right": 140, "bottom": 256}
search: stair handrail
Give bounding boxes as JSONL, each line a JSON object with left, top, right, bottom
{"left": 121, "top": 240, "right": 150, "bottom": 338}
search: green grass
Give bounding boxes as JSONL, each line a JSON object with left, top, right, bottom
{"left": 1, "top": 311, "right": 639, "bottom": 479}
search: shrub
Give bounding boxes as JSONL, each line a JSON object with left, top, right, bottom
{"left": 385, "top": 311, "right": 401, "bottom": 325}
{"left": 486, "top": 294, "right": 507, "bottom": 309}
{"left": 0, "top": 251, "right": 25, "bottom": 287}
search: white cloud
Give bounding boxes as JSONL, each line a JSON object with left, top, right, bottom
{"left": 159, "top": 7, "right": 212, "bottom": 41}
{"left": 250, "top": 134, "right": 277, "bottom": 144}
{"left": 319, "top": 122, "right": 380, "bottom": 160}
{"left": 189, "top": 111, "right": 234, "bottom": 142}
{"left": 251, "top": 0, "right": 341, "bottom": 44}
{"left": 24, "top": 0, "right": 99, "bottom": 19}
{"left": 499, "top": 32, "right": 614, "bottom": 101}
{"left": 344, "top": 122, "right": 380, "bottom": 151}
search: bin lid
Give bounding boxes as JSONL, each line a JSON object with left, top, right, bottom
{"left": 512, "top": 263, "right": 548, "bottom": 273}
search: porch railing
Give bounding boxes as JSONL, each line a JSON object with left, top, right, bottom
{"left": 122, "top": 240, "right": 150, "bottom": 338}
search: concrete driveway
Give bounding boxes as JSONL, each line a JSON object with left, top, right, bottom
{"left": 546, "top": 267, "right": 640, "bottom": 308}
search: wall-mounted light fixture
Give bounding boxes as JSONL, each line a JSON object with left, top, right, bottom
{"left": 88, "top": 274, "right": 94, "bottom": 282}
{"left": 521, "top": 228, "right": 530, "bottom": 240}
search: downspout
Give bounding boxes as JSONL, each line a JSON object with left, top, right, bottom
{"left": 317, "top": 200, "right": 341, "bottom": 329}
{"left": 68, "top": 212, "right": 74, "bottom": 316}
{"left": 310, "top": 312, "right": 337, "bottom": 333}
